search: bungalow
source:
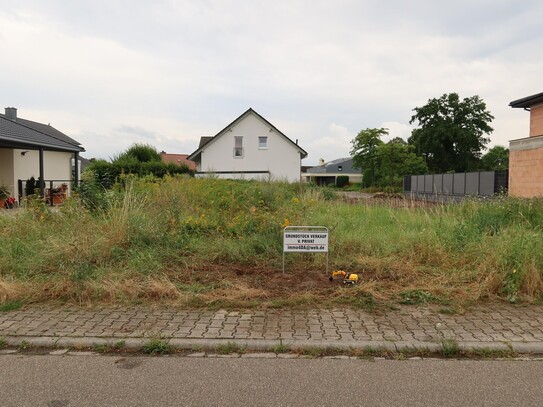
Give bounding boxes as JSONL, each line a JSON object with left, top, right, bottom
{"left": 302, "top": 157, "right": 362, "bottom": 186}
{"left": 509, "top": 92, "right": 543, "bottom": 197}
{"left": 0, "top": 107, "right": 85, "bottom": 201}
{"left": 188, "top": 108, "right": 307, "bottom": 182}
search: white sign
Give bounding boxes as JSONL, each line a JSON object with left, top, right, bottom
{"left": 283, "top": 229, "right": 328, "bottom": 252}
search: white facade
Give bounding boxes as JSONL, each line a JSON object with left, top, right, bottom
{"left": 191, "top": 109, "right": 307, "bottom": 183}
{"left": 0, "top": 148, "right": 74, "bottom": 197}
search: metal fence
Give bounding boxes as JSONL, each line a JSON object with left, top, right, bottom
{"left": 403, "top": 170, "right": 508, "bottom": 201}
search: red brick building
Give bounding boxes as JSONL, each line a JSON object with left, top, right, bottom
{"left": 509, "top": 92, "right": 543, "bottom": 197}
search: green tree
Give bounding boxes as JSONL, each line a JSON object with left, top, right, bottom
{"left": 480, "top": 145, "right": 509, "bottom": 170}
{"left": 350, "top": 128, "right": 386, "bottom": 187}
{"left": 375, "top": 139, "right": 427, "bottom": 187}
{"left": 408, "top": 93, "right": 494, "bottom": 173}
{"left": 350, "top": 129, "right": 427, "bottom": 188}
{"left": 112, "top": 143, "right": 162, "bottom": 164}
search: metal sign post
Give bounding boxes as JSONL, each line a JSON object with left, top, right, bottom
{"left": 282, "top": 226, "right": 329, "bottom": 274}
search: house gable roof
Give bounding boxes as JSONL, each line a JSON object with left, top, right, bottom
{"left": 188, "top": 108, "right": 307, "bottom": 161}
{"left": 305, "top": 157, "right": 360, "bottom": 174}
{"left": 509, "top": 92, "right": 543, "bottom": 109}
{"left": 0, "top": 113, "right": 84, "bottom": 152}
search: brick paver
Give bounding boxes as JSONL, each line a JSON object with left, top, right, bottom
{"left": 1, "top": 305, "right": 543, "bottom": 349}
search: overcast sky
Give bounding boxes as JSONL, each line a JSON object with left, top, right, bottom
{"left": 1, "top": 0, "right": 542, "bottom": 165}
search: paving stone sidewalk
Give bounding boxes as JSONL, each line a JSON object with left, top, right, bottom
{"left": 1, "top": 305, "right": 543, "bottom": 353}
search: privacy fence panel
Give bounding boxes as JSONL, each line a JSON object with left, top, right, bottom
{"left": 404, "top": 170, "right": 508, "bottom": 200}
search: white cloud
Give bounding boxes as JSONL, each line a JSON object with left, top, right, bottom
{"left": 1, "top": 1, "right": 542, "bottom": 161}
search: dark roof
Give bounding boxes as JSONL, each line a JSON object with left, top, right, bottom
{"left": 305, "top": 157, "right": 360, "bottom": 174}
{"left": 188, "top": 108, "right": 307, "bottom": 161}
{"left": 0, "top": 114, "right": 84, "bottom": 152}
{"left": 198, "top": 136, "right": 213, "bottom": 149}
{"left": 509, "top": 92, "right": 543, "bottom": 109}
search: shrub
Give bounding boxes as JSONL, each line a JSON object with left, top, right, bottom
{"left": 335, "top": 176, "right": 349, "bottom": 188}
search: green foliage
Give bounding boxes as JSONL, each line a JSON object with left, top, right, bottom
{"left": 24, "top": 177, "right": 38, "bottom": 196}
{"left": 142, "top": 338, "right": 172, "bottom": 355}
{"left": 409, "top": 93, "right": 494, "bottom": 173}
{"left": 0, "top": 337, "right": 5, "bottom": 348}
{"left": 335, "top": 175, "right": 349, "bottom": 188}
{"left": 481, "top": 145, "right": 509, "bottom": 170}
{"left": 350, "top": 129, "right": 427, "bottom": 188}
{"left": 217, "top": 342, "right": 245, "bottom": 354}
{"left": 0, "top": 301, "right": 23, "bottom": 312}
{"left": 112, "top": 143, "right": 162, "bottom": 164}
{"left": 350, "top": 128, "right": 386, "bottom": 187}
{"left": 0, "top": 185, "right": 9, "bottom": 200}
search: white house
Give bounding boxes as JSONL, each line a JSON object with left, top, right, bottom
{"left": 188, "top": 108, "right": 307, "bottom": 182}
{"left": 0, "top": 107, "right": 84, "bottom": 201}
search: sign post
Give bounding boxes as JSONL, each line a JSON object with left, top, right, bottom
{"left": 282, "top": 226, "right": 329, "bottom": 274}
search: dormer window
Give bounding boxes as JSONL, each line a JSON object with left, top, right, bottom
{"left": 258, "top": 136, "right": 268, "bottom": 149}
{"left": 338, "top": 165, "right": 342, "bottom": 172}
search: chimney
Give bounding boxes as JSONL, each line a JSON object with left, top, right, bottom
{"left": 319, "top": 158, "right": 325, "bottom": 166}
{"left": 5, "top": 107, "right": 17, "bottom": 121}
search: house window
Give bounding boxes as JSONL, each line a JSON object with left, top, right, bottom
{"left": 338, "top": 166, "right": 342, "bottom": 172}
{"left": 234, "top": 136, "right": 243, "bottom": 157}
{"left": 258, "top": 136, "right": 268, "bottom": 149}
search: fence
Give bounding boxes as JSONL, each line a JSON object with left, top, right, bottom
{"left": 17, "top": 179, "right": 73, "bottom": 206}
{"left": 403, "top": 170, "right": 508, "bottom": 201}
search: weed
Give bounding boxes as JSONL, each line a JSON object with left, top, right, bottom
{"left": 300, "top": 347, "right": 342, "bottom": 358}
{"left": 216, "top": 342, "right": 245, "bottom": 355}
{"left": 269, "top": 344, "right": 290, "bottom": 353}
{"left": 0, "top": 301, "right": 23, "bottom": 312}
{"left": 142, "top": 338, "right": 171, "bottom": 355}
{"left": 0, "top": 337, "right": 5, "bottom": 348}
{"left": 18, "top": 340, "right": 30, "bottom": 351}
{"left": 93, "top": 341, "right": 126, "bottom": 353}
{"left": 466, "top": 348, "right": 516, "bottom": 359}
{"left": 440, "top": 338, "right": 460, "bottom": 358}
{"left": 191, "top": 345, "right": 204, "bottom": 352}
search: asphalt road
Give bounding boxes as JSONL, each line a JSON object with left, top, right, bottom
{"left": 1, "top": 355, "right": 542, "bottom": 406}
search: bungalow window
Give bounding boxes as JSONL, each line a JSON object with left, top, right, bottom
{"left": 234, "top": 136, "right": 243, "bottom": 157}
{"left": 258, "top": 136, "right": 268, "bottom": 149}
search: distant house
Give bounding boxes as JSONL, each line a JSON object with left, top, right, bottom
{"left": 302, "top": 157, "right": 362, "bottom": 186}
{"left": 509, "top": 92, "right": 543, "bottom": 197}
{"left": 160, "top": 152, "right": 197, "bottom": 171}
{"left": 188, "top": 108, "right": 307, "bottom": 182}
{"left": 0, "top": 107, "right": 85, "bottom": 200}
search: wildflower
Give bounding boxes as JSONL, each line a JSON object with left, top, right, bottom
{"left": 281, "top": 218, "right": 291, "bottom": 228}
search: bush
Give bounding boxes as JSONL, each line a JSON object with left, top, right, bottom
{"left": 336, "top": 176, "right": 349, "bottom": 188}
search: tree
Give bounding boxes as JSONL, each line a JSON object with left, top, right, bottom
{"left": 408, "top": 93, "right": 494, "bottom": 173}
{"left": 112, "top": 143, "right": 162, "bottom": 164}
{"left": 481, "top": 146, "right": 509, "bottom": 170}
{"left": 375, "top": 141, "right": 427, "bottom": 187}
{"left": 350, "top": 128, "right": 427, "bottom": 188}
{"left": 350, "top": 128, "right": 386, "bottom": 187}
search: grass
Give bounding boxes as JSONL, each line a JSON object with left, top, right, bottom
{"left": 0, "top": 301, "right": 23, "bottom": 312}
{"left": 142, "top": 338, "right": 171, "bottom": 355}
{"left": 0, "top": 337, "right": 5, "bottom": 348}
{"left": 92, "top": 341, "right": 126, "bottom": 353}
{"left": 1, "top": 177, "right": 542, "bottom": 309}
{"left": 216, "top": 342, "right": 245, "bottom": 355}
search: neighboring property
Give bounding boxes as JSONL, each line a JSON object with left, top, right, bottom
{"left": 160, "top": 152, "right": 197, "bottom": 171}
{"left": 0, "top": 107, "right": 85, "bottom": 201}
{"left": 188, "top": 108, "right": 307, "bottom": 182}
{"left": 302, "top": 157, "right": 362, "bottom": 186}
{"left": 509, "top": 92, "right": 543, "bottom": 197}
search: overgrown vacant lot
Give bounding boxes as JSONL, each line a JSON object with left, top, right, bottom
{"left": 1, "top": 177, "right": 542, "bottom": 311}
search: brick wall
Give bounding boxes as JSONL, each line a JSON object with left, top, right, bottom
{"left": 530, "top": 104, "right": 543, "bottom": 137}
{"left": 509, "top": 141, "right": 543, "bottom": 197}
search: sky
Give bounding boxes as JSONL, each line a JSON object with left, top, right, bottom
{"left": 1, "top": 0, "right": 542, "bottom": 165}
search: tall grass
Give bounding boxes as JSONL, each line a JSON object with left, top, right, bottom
{"left": 0, "top": 177, "right": 542, "bottom": 307}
